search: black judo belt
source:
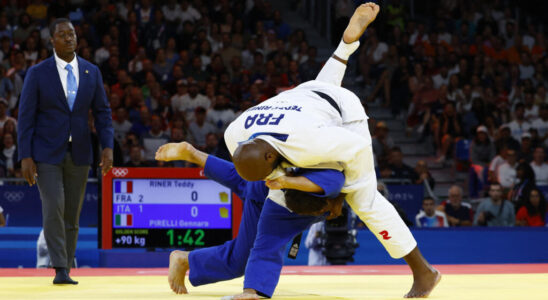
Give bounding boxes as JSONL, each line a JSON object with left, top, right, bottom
{"left": 312, "top": 90, "right": 342, "bottom": 117}
{"left": 286, "top": 91, "right": 339, "bottom": 260}
{"left": 287, "top": 233, "right": 302, "bottom": 259}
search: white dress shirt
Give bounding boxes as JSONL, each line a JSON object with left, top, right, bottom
{"left": 54, "top": 51, "right": 79, "bottom": 99}
{"left": 54, "top": 51, "right": 79, "bottom": 142}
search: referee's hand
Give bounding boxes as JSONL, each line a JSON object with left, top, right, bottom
{"left": 100, "top": 148, "right": 113, "bottom": 175}
{"left": 21, "top": 157, "right": 37, "bottom": 186}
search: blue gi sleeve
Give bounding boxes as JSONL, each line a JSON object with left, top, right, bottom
{"left": 204, "top": 155, "right": 249, "bottom": 199}
{"left": 298, "top": 168, "right": 345, "bottom": 198}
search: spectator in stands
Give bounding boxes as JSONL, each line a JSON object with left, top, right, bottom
{"left": 474, "top": 183, "right": 515, "bottom": 226}
{"left": 12, "top": 13, "right": 35, "bottom": 45}
{"left": 531, "top": 104, "right": 548, "bottom": 147}
{"left": 171, "top": 79, "right": 188, "bottom": 112}
{"left": 0, "top": 132, "right": 17, "bottom": 177}
{"left": 359, "top": 29, "right": 388, "bottom": 85}
{"left": 0, "top": 204, "right": 5, "bottom": 226}
{"left": 113, "top": 107, "right": 133, "bottom": 144}
{"left": 372, "top": 121, "right": 394, "bottom": 165}
{"left": 414, "top": 160, "right": 435, "bottom": 189}
{"left": 179, "top": 82, "right": 210, "bottom": 122}
{"left": 470, "top": 125, "right": 496, "bottom": 166}
{"left": 0, "top": 98, "right": 16, "bottom": 130}
{"left": 523, "top": 89, "right": 539, "bottom": 122}
{"left": 434, "top": 101, "right": 463, "bottom": 163}
{"left": 518, "top": 132, "right": 534, "bottom": 162}
{"left": 130, "top": 106, "right": 152, "bottom": 137}
{"left": 461, "top": 98, "right": 487, "bottom": 138}
{"left": 530, "top": 147, "right": 548, "bottom": 186}
{"left": 180, "top": 0, "right": 201, "bottom": 24}
{"left": 207, "top": 94, "right": 236, "bottom": 135}
{"left": 506, "top": 103, "right": 531, "bottom": 142}
{"left": 152, "top": 49, "right": 171, "bottom": 82}
{"left": 204, "top": 132, "right": 220, "bottom": 155}
{"left": 124, "top": 145, "right": 149, "bottom": 168}
{"left": 141, "top": 115, "right": 170, "bottom": 163}
{"left": 443, "top": 186, "right": 473, "bottom": 227}
{"left": 415, "top": 197, "right": 448, "bottom": 227}
{"left": 495, "top": 124, "right": 520, "bottom": 152}
{"left": 185, "top": 57, "right": 208, "bottom": 82}
{"left": 298, "top": 46, "right": 321, "bottom": 82}
{"left": 95, "top": 35, "right": 112, "bottom": 66}
{"left": 188, "top": 107, "right": 215, "bottom": 149}
{"left": 3, "top": 119, "right": 16, "bottom": 137}
{"left": 509, "top": 162, "right": 537, "bottom": 209}
{"left": 497, "top": 149, "right": 518, "bottom": 189}
{"left": 515, "top": 188, "right": 547, "bottom": 227}
{"left": 0, "top": 67, "right": 14, "bottom": 101}
{"left": 387, "top": 146, "right": 418, "bottom": 182}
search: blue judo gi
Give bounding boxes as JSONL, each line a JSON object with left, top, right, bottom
{"left": 188, "top": 155, "right": 345, "bottom": 297}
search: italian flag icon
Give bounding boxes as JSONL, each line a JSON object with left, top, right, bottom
{"left": 115, "top": 214, "right": 133, "bottom": 226}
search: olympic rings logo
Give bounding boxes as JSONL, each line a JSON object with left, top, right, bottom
{"left": 112, "top": 168, "right": 129, "bottom": 177}
{"left": 4, "top": 191, "right": 25, "bottom": 202}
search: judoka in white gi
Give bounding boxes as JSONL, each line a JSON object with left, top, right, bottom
{"left": 162, "top": 3, "right": 440, "bottom": 299}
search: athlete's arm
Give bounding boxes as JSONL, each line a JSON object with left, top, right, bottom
{"left": 156, "top": 141, "right": 249, "bottom": 197}
{"left": 155, "top": 141, "right": 208, "bottom": 166}
{"left": 266, "top": 168, "right": 345, "bottom": 198}
{"left": 266, "top": 176, "right": 322, "bottom": 193}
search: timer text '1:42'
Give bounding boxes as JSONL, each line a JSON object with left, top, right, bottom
{"left": 166, "top": 229, "right": 205, "bottom": 246}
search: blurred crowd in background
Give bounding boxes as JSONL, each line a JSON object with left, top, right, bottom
{"left": 0, "top": 0, "right": 546, "bottom": 227}
{"left": 357, "top": 0, "right": 548, "bottom": 227}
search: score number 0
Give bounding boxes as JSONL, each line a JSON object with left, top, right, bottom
{"left": 191, "top": 190, "right": 198, "bottom": 217}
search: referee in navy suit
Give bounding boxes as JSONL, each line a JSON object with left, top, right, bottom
{"left": 17, "top": 18, "right": 114, "bottom": 284}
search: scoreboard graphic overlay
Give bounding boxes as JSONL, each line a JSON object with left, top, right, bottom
{"left": 102, "top": 168, "right": 243, "bottom": 249}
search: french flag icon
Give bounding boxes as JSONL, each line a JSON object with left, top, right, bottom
{"left": 115, "top": 181, "right": 133, "bottom": 193}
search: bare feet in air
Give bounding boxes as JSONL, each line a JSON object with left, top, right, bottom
{"left": 343, "top": 2, "right": 380, "bottom": 44}
{"left": 404, "top": 268, "right": 441, "bottom": 298}
{"left": 155, "top": 141, "right": 194, "bottom": 162}
{"left": 168, "top": 250, "right": 190, "bottom": 294}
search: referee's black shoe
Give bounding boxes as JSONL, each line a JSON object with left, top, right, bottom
{"left": 53, "top": 268, "right": 78, "bottom": 285}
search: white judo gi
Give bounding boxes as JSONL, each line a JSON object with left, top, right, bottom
{"left": 224, "top": 41, "right": 416, "bottom": 258}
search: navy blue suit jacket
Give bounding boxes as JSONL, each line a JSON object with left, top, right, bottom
{"left": 17, "top": 56, "right": 113, "bottom": 165}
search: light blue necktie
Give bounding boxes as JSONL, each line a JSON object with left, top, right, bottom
{"left": 65, "top": 64, "right": 77, "bottom": 111}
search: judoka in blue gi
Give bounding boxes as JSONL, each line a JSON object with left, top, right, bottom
{"left": 156, "top": 142, "right": 346, "bottom": 298}
{"left": 159, "top": 3, "right": 440, "bottom": 299}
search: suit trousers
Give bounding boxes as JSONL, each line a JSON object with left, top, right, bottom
{"left": 36, "top": 152, "right": 90, "bottom": 269}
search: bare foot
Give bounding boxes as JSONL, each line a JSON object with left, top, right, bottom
{"left": 404, "top": 268, "right": 441, "bottom": 298}
{"left": 168, "top": 250, "right": 190, "bottom": 294}
{"left": 343, "top": 2, "right": 380, "bottom": 43}
{"left": 155, "top": 142, "right": 194, "bottom": 161}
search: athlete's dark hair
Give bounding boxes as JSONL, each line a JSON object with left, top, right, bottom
{"left": 285, "top": 190, "right": 345, "bottom": 215}
{"left": 284, "top": 189, "right": 328, "bottom": 215}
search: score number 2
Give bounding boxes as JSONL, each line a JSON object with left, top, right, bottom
{"left": 167, "top": 229, "right": 205, "bottom": 247}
